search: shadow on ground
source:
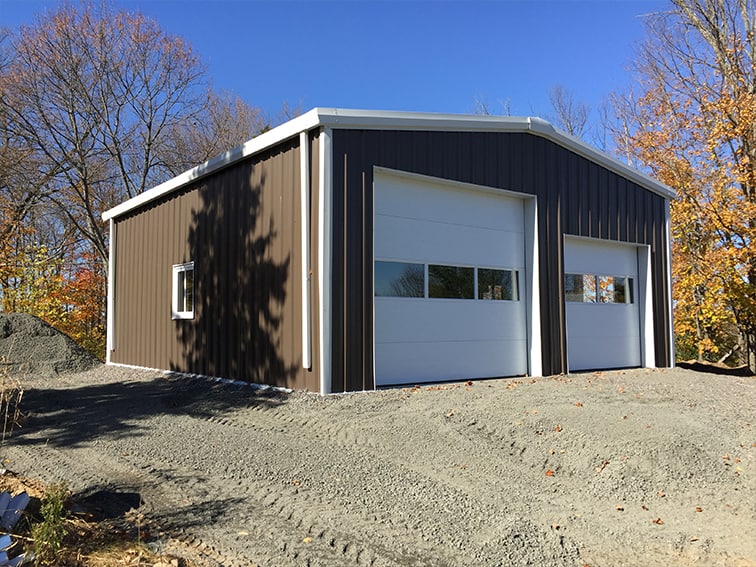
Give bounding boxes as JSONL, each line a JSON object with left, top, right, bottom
{"left": 677, "top": 360, "right": 754, "bottom": 377}
{"left": 12, "top": 375, "right": 288, "bottom": 448}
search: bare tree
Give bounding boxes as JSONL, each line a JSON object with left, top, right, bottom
{"left": 472, "top": 96, "right": 512, "bottom": 116}
{"left": 158, "top": 89, "right": 270, "bottom": 177}
{"left": 1, "top": 3, "right": 210, "bottom": 266}
{"left": 547, "top": 84, "right": 590, "bottom": 138}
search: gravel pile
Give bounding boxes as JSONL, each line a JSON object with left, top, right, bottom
{"left": 3, "top": 364, "right": 755, "bottom": 566}
{"left": 0, "top": 313, "right": 100, "bottom": 375}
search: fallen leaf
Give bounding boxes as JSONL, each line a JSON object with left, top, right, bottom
{"left": 651, "top": 518, "right": 664, "bottom": 525}
{"left": 237, "top": 530, "right": 249, "bottom": 536}
{"left": 695, "top": 506, "right": 703, "bottom": 512}
{"left": 303, "top": 537, "right": 312, "bottom": 543}
{"left": 595, "top": 460, "right": 609, "bottom": 473}
{"left": 575, "top": 401, "right": 583, "bottom": 407}
{"left": 545, "top": 469, "right": 555, "bottom": 477}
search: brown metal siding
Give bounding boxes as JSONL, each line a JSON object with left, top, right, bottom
{"left": 111, "top": 135, "right": 320, "bottom": 391}
{"left": 330, "top": 129, "right": 673, "bottom": 391}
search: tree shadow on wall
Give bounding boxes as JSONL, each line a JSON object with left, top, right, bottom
{"left": 172, "top": 162, "right": 299, "bottom": 387}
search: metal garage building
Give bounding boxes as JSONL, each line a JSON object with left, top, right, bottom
{"left": 102, "top": 108, "right": 675, "bottom": 394}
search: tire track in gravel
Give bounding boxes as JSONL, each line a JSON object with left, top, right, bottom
{"left": 10, "top": 398, "right": 495, "bottom": 566}
{"left": 134, "top": 393, "right": 583, "bottom": 566}
{"left": 119, "top": 413, "right": 492, "bottom": 566}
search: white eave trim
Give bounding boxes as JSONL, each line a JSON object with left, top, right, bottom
{"left": 102, "top": 109, "right": 324, "bottom": 221}
{"left": 103, "top": 108, "right": 675, "bottom": 222}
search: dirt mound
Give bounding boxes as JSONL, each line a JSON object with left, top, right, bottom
{"left": 0, "top": 313, "right": 100, "bottom": 375}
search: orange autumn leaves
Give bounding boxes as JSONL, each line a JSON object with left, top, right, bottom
{"left": 613, "top": 0, "right": 756, "bottom": 368}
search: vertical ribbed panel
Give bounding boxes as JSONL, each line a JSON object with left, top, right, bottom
{"left": 111, "top": 135, "right": 321, "bottom": 391}
{"left": 331, "top": 130, "right": 672, "bottom": 389}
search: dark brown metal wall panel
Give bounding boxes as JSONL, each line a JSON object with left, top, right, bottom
{"left": 331, "top": 129, "right": 673, "bottom": 390}
{"left": 111, "top": 135, "right": 320, "bottom": 391}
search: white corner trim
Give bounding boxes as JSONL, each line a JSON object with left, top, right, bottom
{"left": 106, "top": 219, "right": 115, "bottom": 361}
{"left": 665, "top": 200, "right": 675, "bottom": 367}
{"left": 318, "top": 128, "right": 333, "bottom": 395}
{"left": 525, "top": 198, "right": 543, "bottom": 377}
{"left": 300, "top": 131, "right": 312, "bottom": 370}
{"left": 640, "top": 244, "right": 656, "bottom": 368}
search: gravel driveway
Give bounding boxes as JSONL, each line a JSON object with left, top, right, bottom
{"left": 3, "top": 365, "right": 755, "bottom": 567}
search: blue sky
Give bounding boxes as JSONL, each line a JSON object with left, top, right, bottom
{"left": 1, "top": 0, "right": 669, "bottom": 122}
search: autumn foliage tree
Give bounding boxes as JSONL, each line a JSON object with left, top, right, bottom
{"left": 612, "top": 0, "right": 756, "bottom": 371}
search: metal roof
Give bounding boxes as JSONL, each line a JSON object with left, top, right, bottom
{"left": 102, "top": 108, "right": 674, "bottom": 221}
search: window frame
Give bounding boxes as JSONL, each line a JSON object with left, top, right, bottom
{"left": 564, "top": 272, "right": 634, "bottom": 305}
{"left": 374, "top": 259, "right": 520, "bottom": 302}
{"left": 172, "top": 261, "right": 195, "bottom": 320}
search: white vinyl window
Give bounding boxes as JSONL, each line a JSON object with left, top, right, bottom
{"left": 172, "top": 262, "right": 195, "bottom": 320}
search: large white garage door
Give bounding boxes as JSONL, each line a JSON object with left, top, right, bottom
{"left": 373, "top": 170, "right": 528, "bottom": 386}
{"left": 564, "top": 237, "right": 642, "bottom": 371}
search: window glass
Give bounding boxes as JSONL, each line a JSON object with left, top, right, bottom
{"left": 184, "top": 267, "right": 194, "bottom": 311}
{"left": 599, "top": 275, "right": 615, "bottom": 303}
{"left": 565, "top": 273, "right": 634, "bottom": 304}
{"left": 374, "top": 261, "right": 424, "bottom": 297}
{"left": 613, "top": 276, "right": 634, "bottom": 304}
{"left": 428, "top": 264, "right": 474, "bottom": 299}
{"left": 478, "top": 268, "right": 518, "bottom": 301}
{"left": 565, "top": 273, "right": 597, "bottom": 303}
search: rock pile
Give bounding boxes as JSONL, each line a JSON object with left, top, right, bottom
{"left": 0, "top": 313, "right": 100, "bottom": 375}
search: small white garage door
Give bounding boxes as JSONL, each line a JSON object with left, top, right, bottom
{"left": 564, "top": 237, "right": 642, "bottom": 371}
{"left": 373, "top": 170, "right": 528, "bottom": 386}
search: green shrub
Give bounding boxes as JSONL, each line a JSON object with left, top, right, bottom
{"left": 31, "top": 483, "right": 68, "bottom": 566}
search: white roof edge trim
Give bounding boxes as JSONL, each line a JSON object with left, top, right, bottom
{"left": 103, "top": 108, "right": 674, "bottom": 221}
{"left": 523, "top": 116, "right": 676, "bottom": 200}
{"left": 102, "top": 108, "right": 323, "bottom": 221}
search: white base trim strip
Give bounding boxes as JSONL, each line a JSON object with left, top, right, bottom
{"left": 104, "top": 361, "right": 293, "bottom": 393}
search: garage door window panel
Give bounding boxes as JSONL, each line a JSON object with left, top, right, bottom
{"left": 375, "top": 261, "right": 425, "bottom": 297}
{"left": 428, "top": 265, "right": 474, "bottom": 299}
{"left": 478, "top": 268, "right": 519, "bottom": 301}
{"left": 565, "top": 273, "right": 597, "bottom": 303}
{"left": 613, "top": 276, "right": 634, "bottom": 304}
{"left": 565, "top": 273, "right": 634, "bottom": 305}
